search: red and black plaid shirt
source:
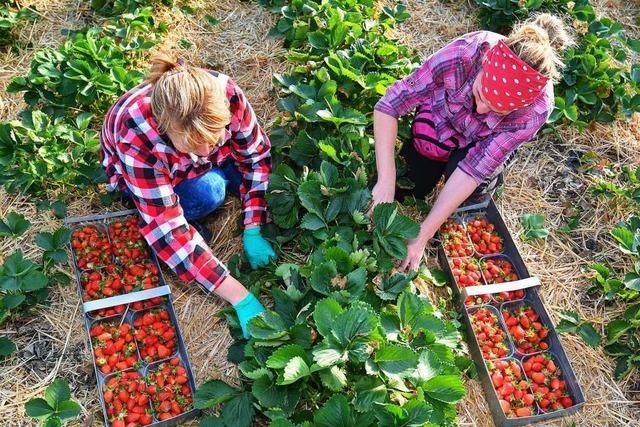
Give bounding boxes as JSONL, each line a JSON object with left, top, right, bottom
{"left": 100, "top": 72, "right": 271, "bottom": 291}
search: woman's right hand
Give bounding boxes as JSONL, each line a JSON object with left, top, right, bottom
{"left": 369, "top": 179, "right": 396, "bottom": 214}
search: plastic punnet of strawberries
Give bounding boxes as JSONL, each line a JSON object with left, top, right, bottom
{"left": 89, "top": 304, "right": 126, "bottom": 320}
{"left": 122, "top": 262, "right": 161, "bottom": 293}
{"left": 450, "top": 257, "right": 491, "bottom": 306}
{"left": 109, "top": 217, "right": 150, "bottom": 265}
{"left": 502, "top": 305, "right": 550, "bottom": 354}
{"left": 134, "top": 309, "right": 177, "bottom": 363}
{"left": 146, "top": 357, "right": 193, "bottom": 421}
{"left": 72, "top": 225, "right": 112, "bottom": 269}
{"left": 470, "top": 307, "right": 510, "bottom": 359}
{"left": 523, "top": 353, "right": 574, "bottom": 412}
{"left": 487, "top": 359, "right": 536, "bottom": 418}
{"left": 440, "top": 219, "right": 474, "bottom": 257}
{"left": 91, "top": 321, "right": 140, "bottom": 375}
{"left": 481, "top": 258, "right": 524, "bottom": 302}
{"left": 467, "top": 216, "right": 503, "bottom": 255}
{"left": 103, "top": 371, "right": 153, "bottom": 427}
{"left": 131, "top": 297, "right": 165, "bottom": 311}
{"left": 81, "top": 264, "right": 123, "bottom": 301}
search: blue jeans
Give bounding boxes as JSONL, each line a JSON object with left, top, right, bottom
{"left": 123, "top": 161, "right": 242, "bottom": 221}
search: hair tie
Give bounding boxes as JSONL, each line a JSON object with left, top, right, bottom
{"left": 177, "top": 58, "right": 185, "bottom": 66}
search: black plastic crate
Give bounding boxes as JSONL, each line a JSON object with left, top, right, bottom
{"left": 66, "top": 209, "right": 200, "bottom": 427}
{"left": 437, "top": 199, "right": 585, "bottom": 426}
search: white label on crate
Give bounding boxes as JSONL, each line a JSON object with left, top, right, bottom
{"left": 461, "top": 277, "right": 541, "bottom": 298}
{"left": 82, "top": 285, "right": 172, "bottom": 313}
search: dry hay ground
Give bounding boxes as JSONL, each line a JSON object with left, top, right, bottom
{"left": 0, "top": 0, "right": 639, "bottom": 426}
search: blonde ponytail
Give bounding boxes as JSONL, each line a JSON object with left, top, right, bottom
{"left": 506, "top": 13, "right": 575, "bottom": 83}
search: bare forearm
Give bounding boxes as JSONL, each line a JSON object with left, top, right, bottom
{"left": 373, "top": 110, "right": 398, "bottom": 183}
{"left": 418, "top": 168, "right": 478, "bottom": 241}
{"left": 214, "top": 275, "right": 249, "bottom": 305}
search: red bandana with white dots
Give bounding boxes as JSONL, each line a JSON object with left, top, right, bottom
{"left": 480, "top": 40, "right": 549, "bottom": 112}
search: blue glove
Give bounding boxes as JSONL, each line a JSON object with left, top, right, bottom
{"left": 233, "top": 293, "right": 266, "bottom": 339}
{"left": 243, "top": 226, "right": 277, "bottom": 270}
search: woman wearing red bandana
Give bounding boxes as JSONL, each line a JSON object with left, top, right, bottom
{"left": 370, "top": 14, "right": 574, "bottom": 270}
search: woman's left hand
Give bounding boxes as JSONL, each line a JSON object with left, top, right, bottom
{"left": 400, "top": 224, "right": 434, "bottom": 271}
{"left": 243, "top": 226, "right": 277, "bottom": 269}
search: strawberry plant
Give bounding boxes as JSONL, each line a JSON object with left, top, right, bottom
{"left": 89, "top": 0, "right": 173, "bottom": 16}
{"left": 520, "top": 213, "right": 550, "bottom": 241}
{"left": 24, "top": 378, "right": 81, "bottom": 426}
{"left": 0, "top": 111, "right": 103, "bottom": 195}
{"left": 603, "top": 302, "right": 640, "bottom": 379}
{"left": 0, "top": 1, "right": 37, "bottom": 48}
{"left": 6, "top": 13, "right": 160, "bottom": 120}
{"left": 0, "top": 211, "right": 30, "bottom": 238}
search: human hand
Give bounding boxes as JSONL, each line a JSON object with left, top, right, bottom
{"left": 368, "top": 180, "right": 396, "bottom": 215}
{"left": 243, "top": 226, "right": 277, "bottom": 270}
{"left": 233, "top": 292, "right": 266, "bottom": 339}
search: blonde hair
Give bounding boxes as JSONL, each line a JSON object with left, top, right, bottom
{"left": 146, "top": 54, "right": 230, "bottom": 151}
{"left": 506, "top": 14, "right": 574, "bottom": 83}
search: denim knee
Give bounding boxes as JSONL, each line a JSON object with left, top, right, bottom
{"left": 175, "top": 169, "right": 227, "bottom": 220}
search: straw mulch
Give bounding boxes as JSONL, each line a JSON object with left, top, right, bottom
{"left": 0, "top": 0, "right": 639, "bottom": 426}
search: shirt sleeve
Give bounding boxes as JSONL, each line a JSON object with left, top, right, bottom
{"left": 227, "top": 80, "right": 272, "bottom": 227}
{"left": 458, "top": 119, "right": 545, "bottom": 185}
{"left": 374, "top": 37, "right": 467, "bottom": 118}
{"left": 116, "top": 136, "right": 229, "bottom": 292}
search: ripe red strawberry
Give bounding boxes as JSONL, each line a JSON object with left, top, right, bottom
{"left": 133, "top": 309, "right": 177, "bottom": 362}
{"left": 450, "top": 258, "right": 491, "bottom": 306}
{"left": 480, "top": 257, "right": 525, "bottom": 302}
{"left": 108, "top": 217, "right": 150, "bottom": 265}
{"left": 72, "top": 225, "right": 112, "bottom": 269}
{"left": 90, "top": 321, "right": 139, "bottom": 374}
{"left": 88, "top": 304, "right": 126, "bottom": 320}
{"left": 487, "top": 359, "right": 536, "bottom": 418}
{"left": 440, "top": 220, "right": 474, "bottom": 257}
{"left": 81, "top": 265, "right": 123, "bottom": 301}
{"left": 523, "top": 353, "right": 574, "bottom": 412}
{"left": 467, "top": 216, "right": 504, "bottom": 255}
{"left": 131, "top": 296, "right": 165, "bottom": 311}
{"left": 469, "top": 307, "right": 510, "bottom": 359}
{"left": 103, "top": 371, "right": 152, "bottom": 426}
{"left": 502, "top": 305, "right": 550, "bottom": 354}
{"left": 121, "top": 261, "right": 161, "bottom": 293}
{"left": 146, "top": 357, "right": 193, "bottom": 420}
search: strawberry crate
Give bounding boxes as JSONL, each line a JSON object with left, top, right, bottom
{"left": 437, "top": 199, "right": 585, "bottom": 426}
{"left": 65, "top": 209, "right": 200, "bottom": 427}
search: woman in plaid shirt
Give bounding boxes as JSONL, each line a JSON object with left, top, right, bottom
{"left": 101, "top": 55, "right": 275, "bottom": 337}
{"left": 370, "top": 14, "right": 573, "bottom": 270}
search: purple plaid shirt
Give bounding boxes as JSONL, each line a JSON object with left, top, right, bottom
{"left": 374, "top": 31, "right": 554, "bottom": 184}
